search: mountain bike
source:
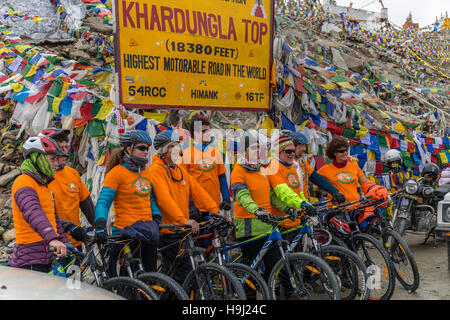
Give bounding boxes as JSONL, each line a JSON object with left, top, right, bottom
{"left": 49, "top": 241, "right": 157, "bottom": 300}
{"left": 105, "top": 234, "right": 189, "bottom": 300}
{"left": 200, "top": 213, "right": 272, "bottom": 300}
{"left": 319, "top": 197, "right": 396, "bottom": 300}
{"left": 354, "top": 196, "right": 420, "bottom": 293}
{"left": 158, "top": 223, "right": 247, "bottom": 300}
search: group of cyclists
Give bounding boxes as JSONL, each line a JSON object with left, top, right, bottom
{"left": 10, "top": 113, "right": 392, "bottom": 291}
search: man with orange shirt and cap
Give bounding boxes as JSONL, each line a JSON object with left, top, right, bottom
{"left": 39, "top": 128, "right": 95, "bottom": 248}
{"left": 180, "top": 114, "right": 231, "bottom": 222}
{"left": 149, "top": 129, "right": 219, "bottom": 284}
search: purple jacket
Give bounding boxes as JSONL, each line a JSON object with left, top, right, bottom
{"left": 11, "top": 172, "right": 69, "bottom": 268}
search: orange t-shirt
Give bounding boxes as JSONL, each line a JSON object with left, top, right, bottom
{"left": 317, "top": 161, "right": 364, "bottom": 204}
{"left": 50, "top": 167, "right": 90, "bottom": 246}
{"left": 266, "top": 159, "right": 304, "bottom": 228}
{"left": 150, "top": 155, "right": 219, "bottom": 234}
{"left": 12, "top": 174, "right": 59, "bottom": 245}
{"left": 230, "top": 164, "right": 272, "bottom": 219}
{"left": 179, "top": 145, "right": 226, "bottom": 206}
{"left": 103, "top": 164, "right": 153, "bottom": 230}
{"left": 295, "top": 158, "right": 315, "bottom": 199}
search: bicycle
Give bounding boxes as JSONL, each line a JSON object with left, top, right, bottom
{"left": 49, "top": 240, "right": 157, "bottom": 300}
{"left": 278, "top": 204, "right": 370, "bottom": 300}
{"left": 354, "top": 195, "right": 420, "bottom": 293}
{"left": 200, "top": 213, "right": 272, "bottom": 300}
{"left": 105, "top": 234, "right": 189, "bottom": 300}
{"left": 158, "top": 223, "right": 247, "bottom": 300}
{"left": 319, "top": 197, "right": 396, "bottom": 300}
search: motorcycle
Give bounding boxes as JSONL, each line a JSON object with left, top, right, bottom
{"left": 391, "top": 177, "right": 450, "bottom": 246}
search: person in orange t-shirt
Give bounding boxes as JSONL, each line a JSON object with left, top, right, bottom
{"left": 150, "top": 129, "right": 219, "bottom": 284}
{"left": 39, "top": 128, "right": 95, "bottom": 249}
{"left": 180, "top": 114, "right": 231, "bottom": 222}
{"left": 317, "top": 136, "right": 388, "bottom": 229}
{"left": 94, "top": 130, "right": 161, "bottom": 275}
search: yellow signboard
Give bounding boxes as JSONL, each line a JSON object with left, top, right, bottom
{"left": 114, "top": 0, "right": 273, "bottom": 111}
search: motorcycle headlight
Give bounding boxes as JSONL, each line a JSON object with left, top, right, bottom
{"left": 404, "top": 180, "right": 419, "bottom": 194}
{"left": 422, "top": 187, "right": 434, "bottom": 197}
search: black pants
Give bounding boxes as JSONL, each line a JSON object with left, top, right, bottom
{"left": 159, "top": 234, "right": 192, "bottom": 285}
{"left": 108, "top": 241, "right": 158, "bottom": 277}
{"left": 237, "top": 236, "right": 281, "bottom": 282}
{"left": 20, "top": 264, "right": 51, "bottom": 273}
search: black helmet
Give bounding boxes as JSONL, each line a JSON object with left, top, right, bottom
{"left": 38, "top": 127, "right": 70, "bottom": 142}
{"left": 421, "top": 163, "right": 440, "bottom": 180}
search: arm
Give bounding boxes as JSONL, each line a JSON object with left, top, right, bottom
{"left": 94, "top": 186, "right": 116, "bottom": 223}
{"left": 272, "top": 183, "right": 304, "bottom": 208}
{"left": 189, "top": 173, "right": 220, "bottom": 213}
{"left": 219, "top": 174, "right": 230, "bottom": 199}
{"left": 80, "top": 196, "right": 95, "bottom": 226}
{"left": 54, "top": 211, "right": 69, "bottom": 243}
{"left": 14, "top": 187, "right": 59, "bottom": 244}
{"left": 270, "top": 187, "right": 290, "bottom": 213}
{"left": 231, "top": 182, "right": 260, "bottom": 214}
{"left": 150, "top": 183, "right": 162, "bottom": 222}
{"left": 309, "top": 170, "right": 339, "bottom": 195}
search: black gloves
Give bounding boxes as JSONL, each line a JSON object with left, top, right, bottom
{"left": 153, "top": 215, "right": 162, "bottom": 225}
{"left": 219, "top": 198, "right": 232, "bottom": 211}
{"left": 94, "top": 219, "right": 108, "bottom": 244}
{"left": 301, "top": 202, "right": 316, "bottom": 217}
{"left": 331, "top": 192, "right": 346, "bottom": 204}
{"left": 284, "top": 207, "right": 302, "bottom": 221}
{"left": 69, "top": 225, "right": 87, "bottom": 243}
{"left": 254, "top": 208, "right": 271, "bottom": 223}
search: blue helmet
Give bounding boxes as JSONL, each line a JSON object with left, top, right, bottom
{"left": 285, "top": 131, "right": 308, "bottom": 145}
{"left": 154, "top": 129, "right": 180, "bottom": 150}
{"left": 119, "top": 130, "right": 152, "bottom": 148}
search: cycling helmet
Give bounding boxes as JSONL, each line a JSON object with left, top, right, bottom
{"left": 421, "top": 163, "right": 440, "bottom": 180}
{"left": 119, "top": 129, "right": 152, "bottom": 148}
{"left": 38, "top": 127, "right": 70, "bottom": 142}
{"left": 285, "top": 131, "right": 308, "bottom": 145}
{"left": 154, "top": 129, "right": 180, "bottom": 151}
{"left": 23, "top": 136, "right": 67, "bottom": 159}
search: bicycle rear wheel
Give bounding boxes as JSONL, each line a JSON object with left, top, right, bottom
{"left": 268, "top": 252, "right": 340, "bottom": 300}
{"left": 182, "top": 263, "right": 246, "bottom": 300}
{"left": 382, "top": 229, "right": 420, "bottom": 292}
{"left": 102, "top": 276, "right": 158, "bottom": 300}
{"left": 318, "top": 245, "right": 369, "bottom": 300}
{"left": 138, "top": 272, "right": 189, "bottom": 300}
{"left": 225, "top": 262, "right": 271, "bottom": 300}
{"left": 351, "top": 233, "right": 395, "bottom": 300}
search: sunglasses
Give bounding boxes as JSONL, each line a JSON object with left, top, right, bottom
{"left": 135, "top": 145, "right": 149, "bottom": 152}
{"left": 336, "top": 149, "right": 348, "bottom": 153}
{"left": 282, "top": 149, "right": 296, "bottom": 154}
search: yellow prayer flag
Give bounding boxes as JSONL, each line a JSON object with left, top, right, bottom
{"left": 259, "top": 116, "right": 275, "bottom": 136}
{"left": 25, "top": 64, "right": 38, "bottom": 78}
{"left": 337, "top": 82, "right": 355, "bottom": 90}
{"left": 52, "top": 97, "right": 62, "bottom": 114}
{"left": 95, "top": 99, "right": 114, "bottom": 121}
{"left": 143, "top": 111, "right": 167, "bottom": 123}
{"left": 10, "top": 83, "right": 23, "bottom": 92}
{"left": 95, "top": 72, "right": 110, "bottom": 85}
{"left": 367, "top": 150, "right": 376, "bottom": 161}
{"left": 321, "top": 82, "right": 337, "bottom": 90}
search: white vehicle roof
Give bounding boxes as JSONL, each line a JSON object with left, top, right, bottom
{"left": 0, "top": 266, "right": 124, "bottom": 300}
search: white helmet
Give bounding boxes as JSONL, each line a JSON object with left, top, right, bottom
{"left": 384, "top": 149, "right": 402, "bottom": 164}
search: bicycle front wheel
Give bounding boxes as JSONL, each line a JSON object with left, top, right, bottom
{"left": 351, "top": 233, "right": 396, "bottom": 300}
{"left": 138, "top": 272, "right": 189, "bottom": 300}
{"left": 225, "top": 262, "right": 271, "bottom": 300}
{"left": 102, "top": 276, "right": 158, "bottom": 300}
{"left": 383, "top": 229, "right": 420, "bottom": 292}
{"left": 319, "top": 245, "right": 369, "bottom": 300}
{"left": 268, "top": 252, "right": 341, "bottom": 300}
{"left": 182, "top": 263, "right": 246, "bottom": 300}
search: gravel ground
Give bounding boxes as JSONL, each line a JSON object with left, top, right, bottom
{"left": 390, "top": 233, "right": 450, "bottom": 300}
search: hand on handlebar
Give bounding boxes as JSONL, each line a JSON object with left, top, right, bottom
{"left": 254, "top": 208, "right": 271, "bottom": 223}
{"left": 48, "top": 240, "right": 67, "bottom": 257}
{"left": 184, "top": 219, "right": 200, "bottom": 234}
{"left": 284, "top": 207, "right": 302, "bottom": 221}
{"left": 301, "top": 202, "right": 316, "bottom": 217}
